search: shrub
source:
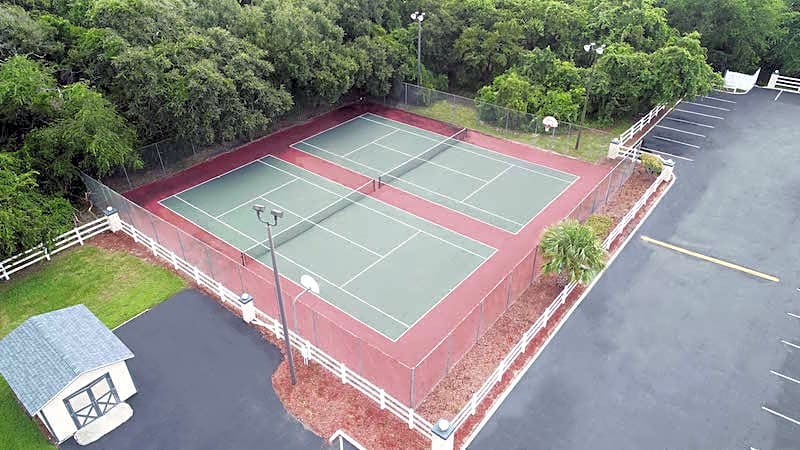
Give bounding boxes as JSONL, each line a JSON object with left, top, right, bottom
{"left": 585, "top": 214, "right": 614, "bottom": 238}
{"left": 640, "top": 152, "right": 663, "bottom": 175}
{"left": 539, "top": 219, "right": 607, "bottom": 286}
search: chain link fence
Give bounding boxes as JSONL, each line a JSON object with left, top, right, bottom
{"left": 375, "top": 82, "right": 612, "bottom": 164}
{"left": 103, "top": 96, "right": 360, "bottom": 193}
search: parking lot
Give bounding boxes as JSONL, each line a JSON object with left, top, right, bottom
{"left": 62, "top": 289, "right": 326, "bottom": 450}
{"left": 468, "top": 87, "right": 800, "bottom": 449}
{"left": 640, "top": 92, "right": 738, "bottom": 162}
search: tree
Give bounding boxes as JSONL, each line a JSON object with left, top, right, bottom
{"left": 21, "top": 81, "right": 139, "bottom": 193}
{"left": 0, "top": 5, "right": 64, "bottom": 61}
{"left": 663, "top": 0, "right": 785, "bottom": 71}
{"left": 540, "top": 219, "right": 607, "bottom": 286}
{"left": 0, "top": 56, "right": 56, "bottom": 137}
{"left": 649, "top": 33, "right": 722, "bottom": 104}
{"left": 453, "top": 20, "right": 525, "bottom": 89}
{"left": 0, "top": 153, "right": 74, "bottom": 259}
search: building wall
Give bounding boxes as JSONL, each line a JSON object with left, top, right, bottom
{"left": 38, "top": 361, "right": 136, "bottom": 443}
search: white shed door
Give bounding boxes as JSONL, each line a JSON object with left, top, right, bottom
{"left": 64, "top": 373, "right": 121, "bottom": 429}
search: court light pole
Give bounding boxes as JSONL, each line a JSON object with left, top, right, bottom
{"left": 574, "top": 42, "right": 605, "bottom": 152}
{"left": 411, "top": 11, "right": 425, "bottom": 86}
{"left": 253, "top": 204, "right": 297, "bottom": 385}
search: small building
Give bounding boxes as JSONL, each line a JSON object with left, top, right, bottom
{"left": 0, "top": 305, "right": 136, "bottom": 444}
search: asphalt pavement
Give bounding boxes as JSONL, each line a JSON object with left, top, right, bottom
{"left": 62, "top": 289, "right": 327, "bottom": 450}
{"left": 468, "top": 87, "right": 800, "bottom": 450}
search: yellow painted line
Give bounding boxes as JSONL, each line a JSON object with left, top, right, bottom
{"left": 640, "top": 235, "right": 780, "bottom": 282}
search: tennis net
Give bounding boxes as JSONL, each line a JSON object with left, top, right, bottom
{"left": 378, "top": 128, "right": 467, "bottom": 187}
{"left": 247, "top": 179, "right": 376, "bottom": 257}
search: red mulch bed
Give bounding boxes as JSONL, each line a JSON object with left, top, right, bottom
{"left": 86, "top": 166, "right": 669, "bottom": 450}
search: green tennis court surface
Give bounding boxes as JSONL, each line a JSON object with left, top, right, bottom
{"left": 292, "top": 112, "right": 578, "bottom": 233}
{"left": 159, "top": 156, "right": 494, "bottom": 340}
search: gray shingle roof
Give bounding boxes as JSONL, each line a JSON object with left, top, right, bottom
{"left": 0, "top": 305, "right": 133, "bottom": 415}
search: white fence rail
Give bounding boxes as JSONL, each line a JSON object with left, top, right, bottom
{"left": 0, "top": 217, "right": 110, "bottom": 281}
{"left": 447, "top": 170, "right": 669, "bottom": 436}
{"left": 768, "top": 71, "right": 800, "bottom": 93}
{"left": 117, "top": 221, "right": 434, "bottom": 437}
{"left": 618, "top": 104, "right": 666, "bottom": 145}
{"left": 4, "top": 168, "right": 669, "bottom": 445}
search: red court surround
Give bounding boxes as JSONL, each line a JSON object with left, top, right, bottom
{"left": 126, "top": 103, "right": 613, "bottom": 405}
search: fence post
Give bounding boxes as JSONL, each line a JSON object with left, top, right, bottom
{"left": 340, "top": 362, "right": 347, "bottom": 384}
{"left": 0, "top": 262, "right": 9, "bottom": 281}
{"left": 239, "top": 293, "right": 255, "bottom": 323}
{"left": 379, "top": 389, "right": 386, "bottom": 409}
{"left": 43, "top": 247, "right": 51, "bottom": 261}
{"left": 431, "top": 419, "right": 455, "bottom": 450}
{"left": 74, "top": 227, "right": 85, "bottom": 245}
{"left": 768, "top": 70, "right": 779, "bottom": 89}
{"left": 607, "top": 138, "right": 621, "bottom": 159}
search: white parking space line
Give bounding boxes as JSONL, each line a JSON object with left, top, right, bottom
{"left": 771, "top": 370, "right": 800, "bottom": 385}
{"left": 775, "top": 91, "right": 783, "bottom": 101}
{"left": 762, "top": 406, "right": 800, "bottom": 426}
{"left": 655, "top": 125, "right": 706, "bottom": 138}
{"left": 787, "top": 312, "right": 800, "bottom": 320}
{"left": 653, "top": 136, "right": 701, "bottom": 148}
{"left": 642, "top": 147, "right": 694, "bottom": 162}
{"left": 781, "top": 339, "right": 800, "bottom": 350}
{"left": 682, "top": 101, "right": 731, "bottom": 112}
{"left": 703, "top": 95, "right": 736, "bottom": 104}
{"left": 674, "top": 108, "right": 725, "bottom": 120}
{"left": 665, "top": 117, "right": 715, "bottom": 128}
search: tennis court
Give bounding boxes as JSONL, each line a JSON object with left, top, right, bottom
{"left": 291, "top": 112, "right": 578, "bottom": 233}
{"left": 158, "top": 155, "right": 494, "bottom": 340}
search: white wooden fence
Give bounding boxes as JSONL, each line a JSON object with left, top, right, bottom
{"left": 0, "top": 217, "right": 110, "bottom": 281}
{"left": 618, "top": 104, "right": 666, "bottom": 146}
{"left": 446, "top": 169, "right": 670, "bottom": 437}
{"left": 768, "top": 70, "right": 800, "bottom": 93}
{"left": 4, "top": 167, "right": 670, "bottom": 447}
{"left": 118, "top": 220, "right": 434, "bottom": 437}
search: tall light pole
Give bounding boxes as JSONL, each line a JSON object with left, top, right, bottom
{"left": 574, "top": 42, "right": 605, "bottom": 152}
{"left": 411, "top": 11, "right": 425, "bottom": 86}
{"left": 253, "top": 204, "right": 297, "bottom": 385}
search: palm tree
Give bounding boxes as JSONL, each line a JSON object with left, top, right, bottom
{"left": 540, "top": 219, "right": 607, "bottom": 286}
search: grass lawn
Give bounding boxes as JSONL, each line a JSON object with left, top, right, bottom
{"left": 1, "top": 244, "right": 186, "bottom": 450}
{"left": 404, "top": 100, "right": 631, "bottom": 163}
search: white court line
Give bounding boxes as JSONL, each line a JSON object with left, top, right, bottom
{"left": 771, "top": 370, "right": 800, "bottom": 385}
{"left": 258, "top": 157, "right": 492, "bottom": 258}
{"left": 674, "top": 108, "right": 725, "bottom": 120}
{"left": 665, "top": 117, "right": 715, "bottom": 129}
{"left": 641, "top": 147, "right": 694, "bottom": 162}
{"left": 762, "top": 406, "right": 800, "bottom": 426}
{"left": 342, "top": 231, "right": 420, "bottom": 287}
{"left": 682, "top": 101, "right": 731, "bottom": 112}
{"left": 374, "top": 142, "right": 490, "bottom": 182}
{"left": 359, "top": 113, "right": 576, "bottom": 182}
{"left": 343, "top": 129, "right": 399, "bottom": 157}
{"left": 781, "top": 339, "right": 800, "bottom": 350}
{"left": 158, "top": 159, "right": 263, "bottom": 202}
{"left": 463, "top": 165, "right": 514, "bottom": 201}
{"left": 655, "top": 125, "right": 706, "bottom": 138}
{"left": 251, "top": 196, "right": 383, "bottom": 258}
{"left": 249, "top": 239, "right": 411, "bottom": 328}
{"left": 703, "top": 95, "right": 736, "bottom": 104}
{"left": 787, "top": 312, "right": 800, "bottom": 320}
{"left": 172, "top": 194, "right": 410, "bottom": 329}
{"left": 214, "top": 179, "right": 298, "bottom": 219}
{"left": 160, "top": 192, "right": 415, "bottom": 341}
{"left": 653, "top": 135, "right": 701, "bottom": 149}
{"left": 289, "top": 113, "right": 371, "bottom": 147}
{"left": 294, "top": 143, "right": 526, "bottom": 228}
{"left": 775, "top": 91, "right": 783, "bottom": 101}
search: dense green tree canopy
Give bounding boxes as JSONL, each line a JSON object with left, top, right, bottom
{"left": 0, "top": 0, "right": 795, "bottom": 256}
